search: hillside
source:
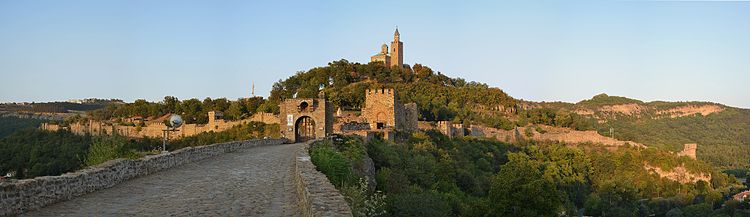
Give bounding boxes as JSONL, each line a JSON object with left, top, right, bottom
{"left": 269, "top": 60, "right": 750, "bottom": 170}
{"left": 535, "top": 94, "right": 750, "bottom": 169}
{"left": 84, "top": 60, "right": 750, "bottom": 169}
{"left": 310, "top": 132, "right": 739, "bottom": 216}
{"left": 0, "top": 99, "right": 123, "bottom": 113}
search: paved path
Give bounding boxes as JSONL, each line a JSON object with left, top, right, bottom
{"left": 25, "top": 143, "right": 303, "bottom": 217}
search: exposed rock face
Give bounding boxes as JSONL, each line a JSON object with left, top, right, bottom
{"left": 573, "top": 109, "right": 595, "bottom": 116}
{"left": 599, "top": 103, "right": 644, "bottom": 116}
{"left": 657, "top": 105, "right": 724, "bottom": 118}
{"left": 353, "top": 156, "right": 377, "bottom": 192}
{"left": 643, "top": 163, "right": 711, "bottom": 184}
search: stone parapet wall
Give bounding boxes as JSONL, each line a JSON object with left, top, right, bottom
{"left": 293, "top": 142, "right": 353, "bottom": 217}
{"left": 0, "top": 138, "right": 286, "bottom": 217}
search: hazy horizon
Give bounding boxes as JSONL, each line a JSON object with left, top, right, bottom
{"left": 1, "top": 1, "right": 749, "bottom": 108}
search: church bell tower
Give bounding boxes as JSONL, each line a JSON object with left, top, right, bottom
{"left": 390, "top": 28, "right": 403, "bottom": 68}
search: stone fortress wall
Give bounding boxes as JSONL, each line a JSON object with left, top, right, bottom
{"left": 0, "top": 138, "right": 287, "bottom": 217}
{"left": 41, "top": 112, "right": 279, "bottom": 140}
{"left": 677, "top": 143, "right": 698, "bottom": 160}
{"left": 428, "top": 120, "right": 647, "bottom": 149}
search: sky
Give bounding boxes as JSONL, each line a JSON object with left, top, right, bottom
{"left": 1, "top": 0, "right": 749, "bottom": 108}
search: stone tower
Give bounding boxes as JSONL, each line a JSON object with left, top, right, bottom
{"left": 389, "top": 28, "right": 403, "bottom": 68}
{"left": 361, "top": 88, "right": 418, "bottom": 132}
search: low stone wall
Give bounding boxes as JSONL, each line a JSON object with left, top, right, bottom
{"left": 0, "top": 138, "right": 286, "bottom": 217}
{"left": 293, "top": 141, "right": 353, "bottom": 217}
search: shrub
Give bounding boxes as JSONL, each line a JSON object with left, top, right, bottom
{"left": 85, "top": 136, "right": 127, "bottom": 166}
{"left": 341, "top": 178, "right": 387, "bottom": 217}
{"left": 310, "top": 143, "right": 355, "bottom": 187}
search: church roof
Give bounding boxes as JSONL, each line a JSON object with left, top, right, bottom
{"left": 394, "top": 28, "right": 400, "bottom": 36}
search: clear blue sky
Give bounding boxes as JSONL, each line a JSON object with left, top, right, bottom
{"left": 1, "top": 0, "right": 749, "bottom": 108}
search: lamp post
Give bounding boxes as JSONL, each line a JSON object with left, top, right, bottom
{"left": 162, "top": 114, "right": 183, "bottom": 153}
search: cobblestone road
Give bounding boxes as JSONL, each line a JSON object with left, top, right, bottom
{"left": 25, "top": 143, "right": 303, "bottom": 217}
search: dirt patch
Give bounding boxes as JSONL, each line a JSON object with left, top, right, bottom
{"left": 657, "top": 105, "right": 724, "bottom": 118}
{"left": 643, "top": 163, "right": 711, "bottom": 184}
{"left": 573, "top": 109, "right": 594, "bottom": 116}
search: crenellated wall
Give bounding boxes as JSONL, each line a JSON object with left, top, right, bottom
{"left": 0, "top": 138, "right": 286, "bottom": 217}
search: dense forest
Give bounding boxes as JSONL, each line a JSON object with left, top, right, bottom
{"left": 311, "top": 133, "right": 749, "bottom": 217}
{"left": 0, "top": 116, "right": 45, "bottom": 139}
{"left": 0, "top": 122, "right": 277, "bottom": 179}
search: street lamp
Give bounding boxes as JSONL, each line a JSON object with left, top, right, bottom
{"left": 162, "top": 114, "right": 183, "bottom": 153}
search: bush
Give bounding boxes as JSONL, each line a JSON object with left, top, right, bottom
{"left": 85, "top": 135, "right": 142, "bottom": 166}
{"left": 310, "top": 142, "right": 355, "bottom": 187}
{"left": 387, "top": 192, "right": 451, "bottom": 217}
{"left": 341, "top": 178, "right": 387, "bottom": 217}
{"left": 524, "top": 127, "right": 535, "bottom": 138}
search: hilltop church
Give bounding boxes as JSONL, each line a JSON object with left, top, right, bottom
{"left": 370, "top": 28, "right": 404, "bottom": 68}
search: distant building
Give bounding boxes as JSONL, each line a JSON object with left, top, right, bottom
{"left": 734, "top": 190, "right": 750, "bottom": 201}
{"left": 370, "top": 28, "right": 404, "bottom": 68}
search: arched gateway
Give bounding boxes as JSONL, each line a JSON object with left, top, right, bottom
{"left": 279, "top": 97, "right": 333, "bottom": 143}
{"left": 295, "top": 116, "right": 316, "bottom": 142}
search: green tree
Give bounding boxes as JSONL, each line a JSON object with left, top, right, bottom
{"left": 489, "top": 153, "right": 562, "bottom": 217}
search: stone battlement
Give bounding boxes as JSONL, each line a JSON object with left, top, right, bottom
{"left": 366, "top": 88, "right": 396, "bottom": 96}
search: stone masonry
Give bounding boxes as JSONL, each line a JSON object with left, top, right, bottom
{"left": 361, "top": 88, "right": 418, "bottom": 132}
{"left": 279, "top": 98, "right": 334, "bottom": 143}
